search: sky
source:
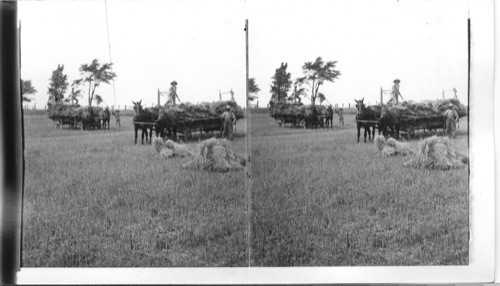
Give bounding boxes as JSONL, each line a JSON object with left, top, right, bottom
{"left": 19, "top": 0, "right": 469, "bottom": 110}
{"left": 19, "top": 0, "right": 246, "bottom": 109}
{"left": 248, "top": 0, "right": 470, "bottom": 107}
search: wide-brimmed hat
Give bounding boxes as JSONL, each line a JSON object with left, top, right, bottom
{"left": 171, "top": 80, "right": 178, "bottom": 85}
{"left": 393, "top": 79, "right": 401, "bottom": 83}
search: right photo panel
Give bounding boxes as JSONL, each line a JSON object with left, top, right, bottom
{"left": 248, "top": 0, "right": 469, "bottom": 266}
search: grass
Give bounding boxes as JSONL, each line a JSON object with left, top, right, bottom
{"left": 22, "top": 110, "right": 469, "bottom": 267}
{"left": 22, "top": 114, "right": 247, "bottom": 267}
{"left": 249, "top": 112, "right": 469, "bottom": 266}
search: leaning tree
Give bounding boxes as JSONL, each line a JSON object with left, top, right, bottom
{"left": 297, "top": 57, "right": 340, "bottom": 106}
{"left": 74, "top": 59, "right": 116, "bottom": 108}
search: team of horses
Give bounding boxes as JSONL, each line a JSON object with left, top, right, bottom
{"left": 131, "top": 100, "right": 180, "bottom": 144}
{"left": 355, "top": 98, "right": 400, "bottom": 143}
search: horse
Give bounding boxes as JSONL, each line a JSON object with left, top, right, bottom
{"left": 132, "top": 100, "right": 159, "bottom": 144}
{"left": 102, "top": 107, "right": 111, "bottom": 130}
{"left": 156, "top": 107, "right": 178, "bottom": 141}
{"left": 378, "top": 104, "right": 400, "bottom": 138}
{"left": 355, "top": 98, "right": 381, "bottom": 143}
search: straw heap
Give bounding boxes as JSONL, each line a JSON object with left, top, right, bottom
{"left": 165, "top": 100, "right": 244, "bottom": 121}
{"left": 268, "top": 102, "right": 327, "bottom": 119}
{"left": 375, "top": 135, "right": 414, "bottom": 156}
{"left": 395, "top": 99, "right": 467, "bottom": 119}
{"left": 404, "top": 136, "right": 468, "bottom": 170}
{"left": 182, "top": 138, "right": 246, "bottom": 172}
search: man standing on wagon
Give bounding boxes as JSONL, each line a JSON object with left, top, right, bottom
{"left": 221, "top": 105, "right": 236, "bottom": 140}
{"left": 391, "top": 78, "right": 403, "bottom": 105}
{"left": 168, "top": 80, "right": 181, "bottom": 106}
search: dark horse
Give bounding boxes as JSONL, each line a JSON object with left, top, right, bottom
{"left": 355, "top": 98, "right": 381, "bottom": 143}
{"left": 156, "top": 107, "right": 178, "bottom": 140}
{"left": 132, "top": 100, "right": 159, "bottom": 144}
{"left": 378, "top": 105, "right": 400, "bottom": 138}
{"left": 102, "top": 107, "right": 111, "bottom": 130}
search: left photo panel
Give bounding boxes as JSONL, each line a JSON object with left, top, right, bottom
{"left": 20, "top": 0, "right": 248, "bottom": 267}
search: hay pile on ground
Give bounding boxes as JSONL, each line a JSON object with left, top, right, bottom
{"left": 167, "top": 100, "right": 244, "bottom": 121}
{"left": 269, "top": 102, "right": 327, "bottom": 119}
{"left": 182, "top": 138, "right": 246, "bottom": 172}
{"left": 375, "top": 135, "right": 414, "bottom": 156}
{"left": 152, "top": 137, "right": 193, "bottom": 158}
{"left": 396, "top": 99, "right": 467, "bottom": 119}
{"left": 404, "top": 136, "right": 468, "bottom": 170}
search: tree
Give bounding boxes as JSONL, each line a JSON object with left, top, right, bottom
{"left": 94, "top": 94, "right": 103, "bottom": 106}
{"left": 47, "top": 65, "right": 69, "bottom": 104}
{"left": 21, "top": 79, "right": 37, "bottom": 102}
{"left": 270, "top": 62, "right": 292, "bottom": 103}
{"left": 75, "top": 59, "right": 116, "bottom": 107}
{"left": 297, "top": 57, "right": 340, "bottom": 106}
{"left": 248, "top": 77, "right": 260, "bottom": 102}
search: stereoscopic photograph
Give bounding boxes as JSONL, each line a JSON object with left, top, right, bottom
{"left": 20, "top": 0, "right": 248, "bottom": 267}
{"left": 248, "top": 0, "right": 470, "bottom": 266}
{"left": 17, "top": 0, "right": 480, "bottom": 275}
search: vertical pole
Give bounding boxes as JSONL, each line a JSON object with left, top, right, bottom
{"left": 244, "top": 19, "right": 251, "bottom": 268}
{"left": 157, "top": 88, "right": 160, "bottom": 107}
{"left": 219, "top": 90, "right": 222, "bottom": 102}
{"left": 380, "top": 86, "right": 383, "bottom": 106}
{"left": 442, "top": 88, "right": 445, "bottom": 99}
{"left": 1, "top": 2, "right": 22, "bottom": 284}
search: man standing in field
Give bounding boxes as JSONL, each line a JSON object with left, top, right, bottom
{"left": 444, "top": 103, "right": 459, "bottom": 138}
{"left": 338, "top": 108, "right": 344, "bottom": 126}
{"left": 113, "top": 109, "right": 121, "bottom": 128}
{"left": 221, "top": 105, "right": 236, "bottom": 140}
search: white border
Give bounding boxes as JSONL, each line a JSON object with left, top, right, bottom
{"left": 17, "top": 0, "right": 495, "bottom": 283}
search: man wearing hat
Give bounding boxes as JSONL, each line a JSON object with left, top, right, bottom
{"left": 444, "top": 103, "right": 459, "bottom": 138}
{"left": 391, "top": 79, "right": 403, "bottom": 105}
{"left": 167, "top": 80, "right": 180, "bottom": 106}
{"left": 221, "top": 105, "right": 236, "bottom": 140}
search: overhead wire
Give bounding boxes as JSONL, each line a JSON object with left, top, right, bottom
{"left": 104, "top": 0, "right": 117, "bottom": 108}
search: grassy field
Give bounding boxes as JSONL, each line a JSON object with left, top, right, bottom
{"left": 249, "top": 112, "right": 469, "bottom": 266}
{"left": 22, "top": 110, "right": 469, "bottom": 267}
{"left": 22, "top": 113, "right": 248, "bottom": 267}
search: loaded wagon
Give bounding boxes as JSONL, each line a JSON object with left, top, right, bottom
{"left": 356, "top": 114, "right": 446, "bottom": 140}
{"left": 53, "top": 116, "right": 81, "bottom": 129}
{"left": 155, "top": 116, "right": 224, "bottom": 140}
{"left": 176, "top": 117, "right": 223, "bottom": 139}
{"left": 275, "top": 114, "right": 305, "bottom": 128}
{"left": 399, "top": 114, "right": 446, "bottom": 139}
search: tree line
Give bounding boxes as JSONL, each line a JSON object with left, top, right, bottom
{"left": 21, "top": 59, "right": 116, "bottom": 109}
{"left": 269, "top": 57, "right": 341, "bottom": 106}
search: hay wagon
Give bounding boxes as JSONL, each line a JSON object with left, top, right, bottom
{"left": 275, "top": 114, "right": 305, "bottom": 128}
{"left": 176, "top": 117, "right": 223, "bottom": 139}
{"left": 399, "top": 114, "right": 446, "bottom": 139}
{"left": 53, "top": 116, "right": 81, "bottom": 129}
{"left": 356, "top": 114, "right": 446, "bottom": 139}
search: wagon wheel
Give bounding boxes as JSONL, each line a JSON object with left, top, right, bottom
{"left": 406, "top": 126, "right": 415, "bottom": 140}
